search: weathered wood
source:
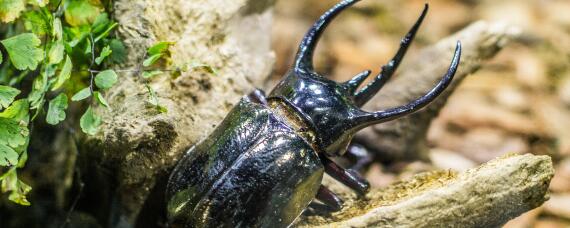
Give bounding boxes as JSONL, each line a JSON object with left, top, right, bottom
{"left": 298, "top": 153, "right": 554, "bottom": 227}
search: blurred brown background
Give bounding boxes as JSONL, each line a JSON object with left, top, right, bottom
{"left": 271, "top": 0, "right": 570, "bottom": 227}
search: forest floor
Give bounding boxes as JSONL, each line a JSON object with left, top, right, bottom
{"left": 272, "top": 0, "right": 570, "bottom": 227}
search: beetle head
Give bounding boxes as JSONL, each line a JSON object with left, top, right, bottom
{"left": 269, "top": 0, "right": 461, "bottom": 157}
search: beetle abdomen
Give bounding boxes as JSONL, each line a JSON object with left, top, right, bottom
{"left": 166, "top": 98, "right": 323, "bottom": 228}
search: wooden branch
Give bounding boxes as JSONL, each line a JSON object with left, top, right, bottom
{"left": 355, "top": 21, "right": 521, "bottom": 162}
{"left": 298, "top": 154, "right": 554, "bottom": 227}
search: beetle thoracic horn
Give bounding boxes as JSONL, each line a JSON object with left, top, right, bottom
{"left": 294, "top": 0, "right": 361, "bottom": 74}
{"left": 354, "top": 41, "right": 462, "bottom": 128}
{"left": 352, "top": 4, "right": 429, "bottom": 107}
{"left": 344, "top": 70, "right": 372, "bottom": 94}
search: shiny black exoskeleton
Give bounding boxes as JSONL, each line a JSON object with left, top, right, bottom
{"left": 166, "top": 0, "right": 462, "bottom": 227}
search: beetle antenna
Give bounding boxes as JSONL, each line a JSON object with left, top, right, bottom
{"left": 353, "top": 4, "right": 429, "bottom": 106}
{"left": 294, "top": 0, "right": 361, "bottom": 74}
{"left": 355, "top": 41, "right": 461, "bottom": 126}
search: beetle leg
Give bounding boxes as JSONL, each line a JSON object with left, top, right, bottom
{"left": 245, "top": 89, "right": 268, "bottom": 105}
{"left": 321, "top": 155, "right": 370, "bottom": 196}
{"left": 305, "top": 202, "right": 336, "bottom": 216}
{"left": 345, "top": 144, "right": 373, "bottom": 172}
{"left": 314, "top": 185, "right": 344, "bottom": 211}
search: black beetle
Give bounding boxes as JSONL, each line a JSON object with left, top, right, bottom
{"left": 166, "top": 0, "right": 461, "bottom": 227}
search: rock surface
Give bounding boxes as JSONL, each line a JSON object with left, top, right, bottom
{"left": 85, "top": 0, "right": 276, "bottom": 225}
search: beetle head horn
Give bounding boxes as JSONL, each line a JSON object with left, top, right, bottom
{"left": 294, "top": 0, "right": 360, "bottom": 73}
{"left": 269, "top": 1, "right": 462, "bottom": 156}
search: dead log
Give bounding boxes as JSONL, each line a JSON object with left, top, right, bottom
{"left": 298, "top": 153, "right": 554, "bottom": 227}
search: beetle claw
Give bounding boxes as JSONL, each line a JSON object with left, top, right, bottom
{"left": 315, "top": 185, "right": 344, "bottom": 212}
{"left": 321, "top": 155, "right": 370, "bottom": 196}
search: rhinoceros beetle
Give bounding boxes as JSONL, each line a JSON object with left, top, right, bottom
{"left": 166, "top": 0, "right": 461, "bottom": 227}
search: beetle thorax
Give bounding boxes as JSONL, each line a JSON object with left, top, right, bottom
{"left": 269, "top": 70, "right": 368, "bottom": 157}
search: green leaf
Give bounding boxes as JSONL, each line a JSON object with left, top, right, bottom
{"left": 80, "top": 107, "right": 101, "bottom": 135}
{"left": 0, "top": 144, "right": 18, "bottom": 166}
{"left": 24, "top": 10, "right": 50, "bottom": 36}
{"left": 28, "top": 74, "right": 48, "bottom": 110}
{"left": 94, "top": 92, "right": 110, "bottom": 109}
{"left": 142, "top": 70, "right": 162, "bottom": 79}
{"left": 66, "top": 26, "right": 90, "bottom": 48}
{"left": 64, "top": 0, "right": 102, "bottom": 27}
{"left": 28, "top": 0, "right": 48, "bottom": 7}
{"left": 91, "top": 13, "right": 118, "bottom": 42}
{"left": 53, "top": 18, "right": 63, "bottom": 40}
{"left": 95, "top": 45, "right": 112, "bottom": 65}
{"left": 94, "top": 70, "right": 118, "bottom": 90}
{"left": 0, "top": 0, "right": 25, "bottom": 23}
{"left": 0, "top": 51, "right": 2, "bottom": 64}
{"left": 188, "top": 61, "right": 218, "bottom": 75}
{"left": 148, "top": 41, "right": 174, "bottom": 55}
{"left": 0, "top": 100, "right": 30, "bottom": 149}
{"left": 146, "top": 85, "right": 167, "bottom": 113}
{"left": 91, "top": 13, "right": 110, "bottom": 34}
{"left": 8, "top": 180, "right": 31, "bottom": 206}
{"left": 1, "top": 99, "right": 30, "bottom": 123}
{"left": 1, "top": 169, "right": 31, "bottom": 206}
{"left": 8, "top": 185, "right": 31, "bottom": 206}
{"left": 0, "top": 86, "right": 20, "bottom": 109}
{"left": 51, "top": 55, "right": 73, "bottom": 91}
{"left": 48, "top": 40, "right": 65, "bottom": 65}
{"left": 143, "top": 54, "right": 163, "bottom": 67}
{"left": 0, "top": 118, "right": 28, "bottom": 148}
{"left": 17, "top": 151, "right": 27, "bottom": 168}
{"left": 0, "top": 142, "right": 17, "bottom": 166}
{"left": 1, "top": 33, "right": 45, "bottom": 71}
{"left": 46, "top": 93, "right": 68, "bottom": 125}
{"left": 94, "top": 22, "right": 118, "bottom": 42}
{"left": 71, "top": 87, "right": 92, "bottom": 101}
{"left": 155, "top": 105, "right": 167, "bottom": 113}
{"left": 85, "top": 38, "right": 92, "bottom": 54}
{"left": 109, "top": 39, "right": 126, "bottom": 63}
